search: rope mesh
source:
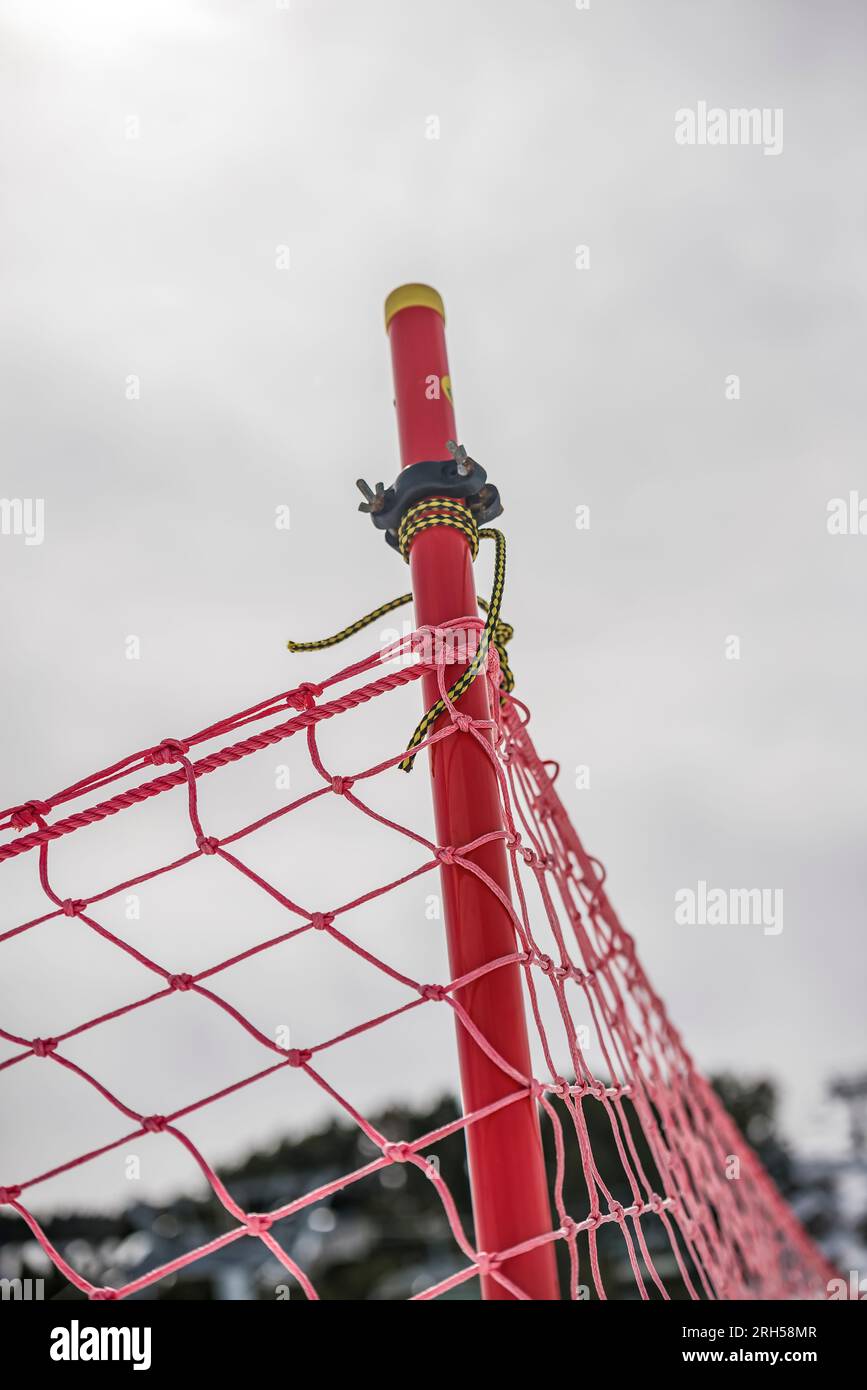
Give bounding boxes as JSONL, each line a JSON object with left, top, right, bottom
{"left": 0, "top": 622, "right": 833, "bottom": 1300}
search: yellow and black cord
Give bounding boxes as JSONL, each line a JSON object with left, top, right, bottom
{"left": 286, "top": 592, "right": 413, "bottom": 653}
{"left": 287, "top": 497, "right": 512, "bottom": 771}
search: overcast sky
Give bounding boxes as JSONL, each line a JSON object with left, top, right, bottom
{"left": 1, "top": 0, "right": 865, "bottom": 1218}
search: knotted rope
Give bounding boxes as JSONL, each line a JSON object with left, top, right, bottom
{"left": 287, "top": 498, "right": 511, "bottom": 771}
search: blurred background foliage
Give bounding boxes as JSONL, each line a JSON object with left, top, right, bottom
{"left": 2, "top": 1070, "right": 864, "bottom": 1301}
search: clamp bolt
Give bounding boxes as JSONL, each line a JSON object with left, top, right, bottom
{"left": 446, "top": 440, "right": 475, "bottom": 478}
{"left": 356, "top": 479, "right": 387, "bottom": 514}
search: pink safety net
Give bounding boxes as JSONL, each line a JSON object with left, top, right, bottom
{"left": 0, "top": 624, "right": 834, "bottom": 1300}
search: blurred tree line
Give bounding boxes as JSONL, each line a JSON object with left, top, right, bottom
{"left": 1, "top": 1073, "right": 859, "bottom": 1300}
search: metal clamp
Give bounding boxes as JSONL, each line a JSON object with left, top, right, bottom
{"left": 357, "top": 442, "right": 503, "bottom": 552}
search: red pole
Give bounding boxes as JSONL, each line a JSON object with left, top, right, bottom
{"left": 384, "top": 284, "right": 559, "bottom": 1300}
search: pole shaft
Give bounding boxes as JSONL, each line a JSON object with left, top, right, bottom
{"left": 385, "top": 287, "right": 559, "bottom": 1300}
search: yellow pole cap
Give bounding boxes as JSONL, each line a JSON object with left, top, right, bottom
{"left": 384, "top": 283, "right": 445, "bottom": 331}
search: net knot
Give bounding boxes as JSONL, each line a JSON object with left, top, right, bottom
{"left": 31, "top": 1037, "right": 58, "bottom": 1059}
{"left": 550, "top": 1076, "right": 570, "bottom": 1098}
{"left": 169, "top": 973, "right": 195, "bottom": 992}
{"left": 609, "top": 1201, "right": 625, "bottom": 1223}
{"left": 197, "top": 835, "right": 220, "bottom": 855}
{"left": 142, "top": 1114, "right": 168, "bottom": 1134}
{"left": 535, "top": 952, "right": 555, "bottom": 975}
{"left": 10, "top": 800, "right": 49, "bottom": 829}
{"left": 0, "top": 1185, "right": 21, "bottom": 1205}
{"left": 61, "top": 898, "right": 85, "bottom": 917}
{"left": 147, "top": 738, "right": 189, "bottom": 766}
{"left": 520, "top": 846, "right": 538, "bottom": 867}
{"left": 330, "top": 775, "right": 353, "bottom": 796}
{"left": 420, "top": 983, "right": 446, "bottom": 1002}
{"left": 245, "top": 1213, "right": 273, "bottom": 1236}
{"left": 89, "top": 1288, "right": 119, "bottom": 1301}
{"left": 436, "top": 846, "right": 458, "bottom": 867}
{"left": 591, "top": 1080, "right": 607, "bottom": 1101}
{"left": 309, "top": 912, "right": 334, "bottom": 932}
{"left": 475, "top": 1251, "right": 499, "bottom": 1278}
{"left": 287, "top": 683, "right": 322, "bottom": 711}
{"left": 560, "top": 1216, "right": 579, "bottom": 1241}
{"left": 451, "top": 712, "right": 473, "bottom": 734}
{"left": 285, "top": 1047, "right": 312, "bottom": 1067}
{"left": 649, "top": 1192, "right": 665, "bottom": 1215}
{"left": 382, "top": 1141, "right": 413, "bottom": 1164}
{"left": 586, "top": 1210, "right": 604, "bottom": 1232}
